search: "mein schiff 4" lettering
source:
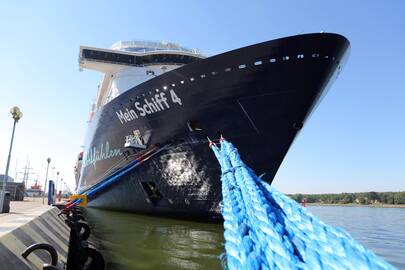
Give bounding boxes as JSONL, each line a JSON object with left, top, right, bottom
{"left": 115, "top": 90, "right": 182, "bottom": 124}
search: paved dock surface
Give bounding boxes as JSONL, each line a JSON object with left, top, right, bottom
{"left": 0, "top": 197, "right": 51, "bottom": 237}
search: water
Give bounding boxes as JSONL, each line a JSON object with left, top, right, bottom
{"left": 308, "top": 206, "right": 405, "bottom": 269}
{"left": 85, "top": 206, "right": 405, "bottom": 269}
{"left": 84, "top": 209, "right": 224, "bottom": 270}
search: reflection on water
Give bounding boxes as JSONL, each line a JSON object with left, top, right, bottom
{"left": 308, "top": 206, "right": 405, "bottom": 269}
{"left": 85, "top": 206, "right": 405, "bottom": 270}
{"left": 84, "top": 208, "right": 224, "bottom": 270}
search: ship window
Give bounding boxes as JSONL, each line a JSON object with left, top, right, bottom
{"left": 297, "top": 54, "right": 304, "bottom": 59}
{"left": 312, "top": 53, "right": 320, "bottom": 58}
{"left": 180, "top": 80, "right": 185, "bottom": 84}
{"left": 282, "top": 56, "right": 289, "bottom": 61}
{"left": 238, "top": 64, "right": 246, "bottom": 69}
{"left": 187, "top": 120, "right": 203, "bottom": 132}
{"left": 140, "top": 182, "right": 163, "bottom": 205}
{"left": 190, "top": 77, "right": 195, "bottom": 81}
{"left": 200, "top": 74, "right": 206, "bottom": 78}
{"left": 211, "top": 71, "right": 218, "bottom": 75}
{"left": 270, "top": 58, "right": 276, "bottom": 63}
{"left": 225, "top": 67, "right": 231, "bottom": 72}
{"left": 254, "top": 61, "right": 262, "bottom": 66}
{"left": 146, "top": 70, "right": 155, "bottom": 76}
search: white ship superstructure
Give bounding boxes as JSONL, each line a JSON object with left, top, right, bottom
{"left": 79, "top": 41, "right": 205, "bottom": 120}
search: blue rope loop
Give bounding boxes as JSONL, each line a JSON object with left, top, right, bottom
{"left": 212, "top": 139, "right": 396, "bottom": 270}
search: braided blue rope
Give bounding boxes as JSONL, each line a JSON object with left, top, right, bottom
{"left": 212, "top": 139, "right": 396, "bottom": 270}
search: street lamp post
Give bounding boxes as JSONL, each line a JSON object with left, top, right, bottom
{"left": 55, "top": 171, "right": 59, "bottom": 202}
{"left": 51, "top": 167, "right": 56, "bottom": 180}
{"left": 56, "top": 171, "right": 60, "bottom": 192}
{"left": 58, "top": 177, "right": 64, "bottom": 202}
{"left": 42, "top": 158, "right": 51, "bottom": 204}
{"left": 0, "top": 106, "right": 23, "bottom": 213}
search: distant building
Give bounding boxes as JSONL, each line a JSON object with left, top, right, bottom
{"left": 26, "top": 188, "right": 42, "bottom": 197}
{"left": 0, "top": 174, "right": 14, "bottom": 182}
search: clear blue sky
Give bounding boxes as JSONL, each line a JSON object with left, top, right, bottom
{"left": 0, "top": 0, "right": 404, "bottom": 193}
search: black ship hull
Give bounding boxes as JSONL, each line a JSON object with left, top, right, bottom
{"left": 78, "top": 33, "right": 349, "bottom": 219}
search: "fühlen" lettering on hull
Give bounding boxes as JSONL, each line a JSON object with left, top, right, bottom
{"left": 84, "top": 141, "right": 122, "bottom": 169}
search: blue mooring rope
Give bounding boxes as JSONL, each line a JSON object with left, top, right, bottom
{"left": 211, "top": 139, "right": 396, "bottom": 270}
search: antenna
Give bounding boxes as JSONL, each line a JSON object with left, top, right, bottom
{"left": 19, "top": 159, "right": 35, "bottom": 187}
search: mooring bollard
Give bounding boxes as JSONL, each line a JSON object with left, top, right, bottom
{"left": 21, "top": 243, "right": 58, "bottom": 266}
{"left": 61, "top": 206, "right": 105, "bottom": 270}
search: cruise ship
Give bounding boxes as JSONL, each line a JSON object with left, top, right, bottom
{"left": 75, "top": 33, "right": 349, "bottom": 219}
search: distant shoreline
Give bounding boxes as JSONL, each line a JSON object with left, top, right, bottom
{"left": 307, "top": 203, "right": 405, "bottom": 208}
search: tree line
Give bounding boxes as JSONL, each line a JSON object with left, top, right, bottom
{"left": 288, "top": 191, "right": 405, "bottom": 205}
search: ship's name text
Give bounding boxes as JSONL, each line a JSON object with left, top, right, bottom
{"left": 115, "top": 91, "right": 182, "bottom": 124}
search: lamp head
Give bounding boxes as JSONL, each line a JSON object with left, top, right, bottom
{"left": 46, "top": 157, "right": 51, "bottom": 164}
{"left": 10, "top": 106, "right": 23, "bottom": 121}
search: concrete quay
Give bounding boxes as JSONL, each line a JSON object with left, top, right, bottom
{"left": 0, "top": 197, "right": 70, "bottom": 269}
{"left": 0, "top": 198, "right": 51, "bottom": 237}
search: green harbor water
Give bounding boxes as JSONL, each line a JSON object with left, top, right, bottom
{"left": 84, "top": 208, "right": 224, "bottom": 270}
{"left": 85, "top": 206, "right": 405, "bottom": 269}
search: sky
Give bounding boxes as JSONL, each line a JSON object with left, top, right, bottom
{"left": 0, "top": 0, "right": 404, "bottom": 194}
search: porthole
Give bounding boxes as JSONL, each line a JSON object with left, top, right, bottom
{"left": 238, "top": 64, "right": 246, "bottom": 69}
{"left": 254, "top": 61, "right": 262, "bottom": 66}
{"left": 225, "top": 67, "right": 231, "bottom": 72}
{"left": 282, "top": 56, "right": 289, "bottom": 61}
{"left": 297, "top": 54, "right": 304, "bottom": 59}
{"left": 293, "top": 122, "right": 303, "bottom": 130}
{"left": 270, "top": 58, "right": 276, "bottom": 63}
{"left": 190, "top": 77, "right": 195, "bottom": 81}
